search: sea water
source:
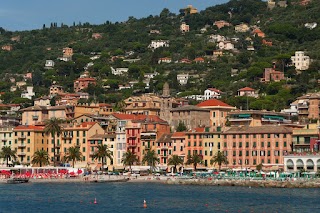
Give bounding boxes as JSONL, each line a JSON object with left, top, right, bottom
{"left": 0, "top": 182, "right": 319, "bottom": 213}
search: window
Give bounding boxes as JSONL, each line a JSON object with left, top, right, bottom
{"left": 233, "top": 151, "right": 236, "bottom": 156}
{"left": 253, "top": 134, "right": 256, "bottom": 138}
{"left": 83, "top": 156, "right": 86, "bottom": 161}
{"left": 173, "top": 146, "right": 176, "bottom": 151}
{"left": 276, "top": 142, "right": 279, "bottom": 147}
{"left": 27, "top": 147, "right": 30, "bottom": 152}
{"left": 205, "top": 143, "right": 207, "bottom": 147}
{"left": 261, "top": 134, "right": 264, "bottom": 138}
{"left": 193, "top": 135, "right": 196, "bottom": 139}
{"left": 157, "top": 150, "right": 160, "bottom": 154}
{"left": 194, "top": 142, "right": 196, "bottom": 146}
{"left": 188, "top": 142, "right": 191, "bottom": 147}
{"left": 239, "top": 135, "right": 242, "bottom": 139}
{"left": 199, "top": 142, "right": 202, "bottom": 147}
{"left": 246, "top": 142, "right": 249, "bottom": 148}
{"left": 27, "top": 139, "right": 30, "bottom": 144}
{"left": 233, "top": 142, "right": 236, "bottom": 148}
{"left": 239, "top": 151, "right": 242, "bottom": 156}
{"left": 76, "top": 139, "right": 80, "bottom": 146}
{"left": 205, "top": 150, "right": 207, "bottom": 156}
{"left": 213, "top": 112, "right": 216, "bottom": 117}
{"left": 276, "top": 159, "right": 279, "bottom": 164}
{"left": 267, "top": 134, "right": 270, "bottom": 138}
{"left": 224, "top": 142, "right": 227, "bottom": 148}
{"left": 77, "top": 131, "right": 79, "bottom": 137}
{"left": 83, "top": 139, "right": 86, "bottom": 144}
{"left": 82, "top": 147, "right": 86, "bottom": 152}
{"left": 253, "top": 159, "right": 256, "bottom": 165}
{"left": 188, "top": 150, "right": 191, "bottom": 155}
{"left": 284, "top": 142, "right": 287, "bottom": 147}
{"left": 253, "top": 142, "right": 256, "bottom": 148}
{"left": 261, "top": 142, "right": 264, "bottom": 147}
{"left": 239, "top": 142, "right": 242, "bottom": 148}
{"left": 267, "top": 151, "right": 270, "bottom": 156}
{"left": 28, "top": 132, "right": 30, "bottom": 136}
{"left": 267, "top": 142, "right": 270, "bottom": 147}
{"left": 83, "top": 131, "right": 86, "bottom": 137}
{"left": 246, "top": 151, "right": 249, "bottom": 156}
{"left": 283, "top": 134, "right": 287, "bottom": 138}
{"left": 246, "top": 134, "right": 249, "bottom": 138}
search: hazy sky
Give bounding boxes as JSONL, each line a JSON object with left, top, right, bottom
{"left": 0, "top": 0, "right": 229, "bottom": 31}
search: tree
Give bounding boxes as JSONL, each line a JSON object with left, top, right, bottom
{"left": 186, "top": 154, "right": 202, "bottom": 171}
{"left": 168, "top": 155, "right": 184, "bottom": 173}
{"left": 0, "top": 146, "right": 17, "bottom": 167}
{"left": 65, "top": 146, "right": 83, "bottom": 168}
{"left": 44, "top": 118, "right": 64, "bottom": 167}
{"left": 210, "top": 151, "right": 228, "bottom": 171}
{"left": 31, "top": 150, "right": 49, "bottom": 167}
{"left": 121, "top": 150, "right": 138, "bottom": 173}
{"left": 142, "top": 150, "right": 160, "bottom": 173}
{"left": 176, "top": 121, "right": 187, "bottom": 132}
{"left": 256, "top": 163, "right": 263, "bottom": 171}
{"left": 93, "top": 144, "right": 113, "bottom": 171}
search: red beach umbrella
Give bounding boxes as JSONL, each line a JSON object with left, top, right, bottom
{"left": 69, "top": 171, "right": 75, "bottom": 176}
{"left": 25, "top": 171, "right": 31, "bottom": 177}
{"left": 77, "top": 169, "right": 83, "bottom": 174}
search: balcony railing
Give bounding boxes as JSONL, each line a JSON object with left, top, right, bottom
{"left": 18, "top": 144, "right": 26, "bottom": 148}
{"left": 32, "top": 115, "right": 39, "bottom": 120}
{"left": 18, "top": 135, "right": 26, "bottom": 139}
{"left": 18, "top": 152, "right": 26, "bottom": 156}
{"left": 127, "top": 143, "right": 137, "bottom": 148}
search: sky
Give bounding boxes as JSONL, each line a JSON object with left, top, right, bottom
{"left": 0, "top": 0, "right": 229, "bottom": 31}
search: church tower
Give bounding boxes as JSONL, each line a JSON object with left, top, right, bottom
{"left": 160, "top": 82, "right": 173, "bottom": 123}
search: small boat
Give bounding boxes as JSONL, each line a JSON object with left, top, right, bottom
{"left": 91, "top": 178, "right": 129, "bottom": 183}
{"left": 6, "top": 178, "right": 29, "bottom": 184}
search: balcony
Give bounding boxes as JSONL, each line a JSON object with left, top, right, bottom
{"left": 128, "top": 135, "right": 137, "bottom": 139}
{"left": 18, "top": 152, "right": 26, "bottom": 156}
{"left": 18, "top": 144, "right": 26, "bottom": 148}
{"left": 1, "top": 139, "right": 7, "bottom": 142}
{"left": 18, "top": 135, "right": 26, "bottom": 139}
{"left": 161, "top": 146, "right": 169, "bottom": 150}
{"left": 89, "top": 151, "right": 95, "bottom": 156}
{"left": 32, "top": 115, "right": 39, "bottom": 120}
{"left": 127, "top": 143, "right": 137, "bottom": 148}
{"left": 62, "top": 135, "right": 72, "bottom": 139}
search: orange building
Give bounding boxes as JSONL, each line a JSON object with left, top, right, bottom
{"left": 74, "top": 77, "right": 96, "bottom": 92}
{"left": 222, "top": 125, "right": 293, "bottom": 170}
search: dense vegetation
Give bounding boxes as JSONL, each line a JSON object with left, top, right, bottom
{"left": 0, "top": 0, "right": 319, "bottom": 111}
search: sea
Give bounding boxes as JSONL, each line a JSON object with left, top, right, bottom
{"left": 0, "top": 182, "right": 319, "bottom": 213}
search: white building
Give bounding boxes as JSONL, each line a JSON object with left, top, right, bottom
{"left": 284, "top": 155, "right": 320, "bottom": 172}
{"left": 218, "top": 41, "right": 235, "bottom": 50}
{"left": 177, "top": 74, "right": 189, "bottom": 85}
{"left": 148, "top": 40, "right": 169, "bottom": 49}
{"left": 45, "top": 60, "right": 55, "bottom": 69}
{"left": 111, "top": 67, "right": 129, "bottom": 76}
{"left": 208, "top": 34, "right": 226, "bottom": 43}
{"left": 237, "top": 87, "right": 258, "bottom": 98}
{"left": 203, "top": 88, "right": 222, "bottom": 100}
{"left": 144, "top": 72, "right": 158, "bottom": 79}
{"left": 21, "top": 86, "right": 35, "bottom": 100}
{"left": 235, "top": 23, "right": 250, "bottom": 33}
{"left": 281, "top": 100, "right": 298, "bottom": 116}
{"left": 291, "top": 51, "right": 311, "bottom": 71}
{"left": 180, "top": 22, "right": 190, "bottom": 33}
{"left": 304, "top": 22, "right": 317, "bottom": 30}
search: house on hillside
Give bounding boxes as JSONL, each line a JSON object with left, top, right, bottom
{"left": 203, "top": 88, "right": 222, "bottom": 100}
{"left": 218, "top": 41, "right": 234, "bottom": 50}
{"left": 111, "top": 67, "right": 129, "bottom": 76}
{"left": 194, "top": 57, "right": 205, "bottom": 63}
{"left": 148, "top": 40, "right": 169, "bottom": 49}
{"left": 252, "top": 28, "right": 265, "bottom": 38}
{"left": 177, "top": 74, "right": 189, "bottom": 85}
{"left": 235, "top": 23, "right": 250, "bottom": 33}
{"left": 45, "top": 60, "right": 55, "bottom": 69}
{"left": 261, "top": 68, "right": 285, "bottom": 82}
{"left": 291, "top": 51, "right": 310, "bottom": 71}
{"left": 237, "top": 87, "right": 258, "bottom": 98}
{"left": 158, "top": 57, "right": 172, "bottom": 64}
{"left": 213, "top": 20, "right": 231, "bottom": 29}
{"left": 180, "top": 22, "right": 190, "bottom": 33}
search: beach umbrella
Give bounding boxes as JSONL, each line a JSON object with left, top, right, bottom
{"left": 77, "top": 169, "right": 83, "bottom": 174}
{"left": 25, "top": 171, "right": 31, "bottom": 177}
{"left": 69, "top": 171, "right": 75, "bottom": 176}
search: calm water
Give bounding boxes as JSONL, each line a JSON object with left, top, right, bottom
{"left": 0, "top": 182, "right": 319, "bottom": 213}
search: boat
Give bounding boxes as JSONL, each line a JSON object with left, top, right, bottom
{"left": 6, "top": 178, "right": 29, "bottom": 184}
{"left": 91, "top": 178, "right": 129, "bottom": 183}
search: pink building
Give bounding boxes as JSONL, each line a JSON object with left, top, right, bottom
{"left": 261, "top": 68, "right": 285, "bottom": 82}
{"left": 237, "top": 87, "right": 258, "bottom": 98}
{"left": 222, "top": 125, "right": 293, "bottom": 170}
{"left": 74, "top": 78, "right": 96, "bottom": 92}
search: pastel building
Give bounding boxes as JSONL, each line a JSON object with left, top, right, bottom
{"left": 284, "top": 155, "right": 320, "bottom": 172}
{"left": 291, "top": 51, "right": 310, "bottom": 71}
{"left": 222, "top": 125, "right": 293, "bottom": 170}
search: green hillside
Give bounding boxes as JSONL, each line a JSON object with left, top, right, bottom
{"left": 0, "top": 0, "right": 319, "bottom": 111}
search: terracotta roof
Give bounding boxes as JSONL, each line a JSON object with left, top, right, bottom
{"left": 194, "top": 57, "right": 204, "bottom": 61}
{"left": 222, "top": 125, "right": 293, "bottom": 134}
{"left": 238, "top": 87, "right": 255, "bottom": 91}
{"left": 156, "top": 133, "right": 173, "bottom": 143}
{"left": 111, "top": 113, "right": 167, "bottom": 123}
{"left": 197, "top": 99, "right": 233, "bottom": 108}
{"left": 89, "top": 133, "right": 116, "bottom": 140}
{"left": 14, "top": 125, "right": 44, "bottom": 131}
{"left": 170, "top": 105, "right": 210, "bottom": 112}
{"left": 207, "top": 88, "right": 221, "bottom": 93}
{"left": 172, "top": 132, "right": 186, "bottom": 138}
{"left": 99, "top": 103, "right": 112, "bottom": 107}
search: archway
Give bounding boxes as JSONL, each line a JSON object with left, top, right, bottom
{"left": 286, "top": 159, "right": 294, "bottom": 170}
{"left": 306, "top": 159, "right": 314, "bottom": 171}
{"left": 317, "top": 159, "right": 320, "bottom": 171}
{"left": 296, "top": 159, "right": 304, "bottom": 170}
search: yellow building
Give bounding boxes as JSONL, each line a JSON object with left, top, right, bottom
{"left": 0, "top": 126, "right": 15, "bottom": 165}
{"left": 292, "top": 123, "right": 319, "bottom": 153}
{"left": 13, "top": 125, "right": 47, "bottom": 165}
{"left": 202, "top": 132, "right": 222, "bottom": 169}
{"left": 74, "top": 103, "right": 113, "bottom": 117}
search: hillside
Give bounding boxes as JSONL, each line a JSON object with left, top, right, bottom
{"left": 0, "top": 0, "right": 319, "bottom": 111}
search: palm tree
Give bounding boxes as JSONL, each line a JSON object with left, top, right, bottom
{"left": 0, "top": 146, "right": 17, "bottom": 167}
{"left": 142, "top": 150, "right": 159, "bottom": 173}
{"left": 93, "top": 144, "right": 113, "bottom": 171}
{"left": 65, "top": 146, "right": 83, "bottom": 168}
{"left": 44, "top": 117, "right": 64, "bottom": 167}
{"left": 210, "top": 151, "right": 228, "bottom": 171}
{"left": 31, "top": 150, "right": 49, "bottom": 167}
{"left": 121, "top": 150, "right": 138, "bottom": 173}
{"left": 168, "top": 155, "right": 184, "bottom": 173}
{"left": 186, "top": 153, "right": 203, "bottom": 171}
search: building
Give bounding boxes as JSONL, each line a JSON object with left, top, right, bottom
{"left": 34, "top": 96, "right": 51, "bottom": 107}
{"left": 292, "top": 123, "right": 319, "bottom": 153}
{"left": 74, "top": 103, "right": 113, "bottom": 117}
{"left": 296, "top": 92, "right": 320, "bottom": 122}
{"left": 170, "top": 106, "right": 210, "bottom": 131}
{"left": 148, "top": 40, "right": 169, "bottom": 49}
{"left": 227, "top": 110, "right": 292, "bottom": 127}
{"left": 203, "top": 88, "right": 222, "bottom": 100}
{"left": 158, "top": 57, "right": 172, "bottom": 64}
{"left": 2, "top": 45, "right": 13, "bottom": 51}
{"left": 111, "top": 67, "right": 129, "bottom": 76}
{"left": 197, "top": 99, "right": 236, "bottom": 130}
{"left": 21, "top": 86, "right": 35, "bottom": 100}
{"left": 124, "top": 94, "right": 162, "bottom": 116}
{"left": 237, "top": 87, "right": 258, "bottom": 98}
{"left": 180, "top": 22, "right": 190, "bottom": 33}
{"left": 284, "top": 154, "right": 320, "bottom": 172}
{"left": 222, "top": 125, "right": 293, "bottom": 170}
{"left": 159, "top": 82, "right": 179, "bottom": 123}
{"left": 182, "top": 5, "right": 198, "bottom": 15}
{"left": 92, "top": 33, "right": 103, "bottom": 39}
{"left": 291, "top": 51, "right": 310, "bottom": 71}
{"left": 45, "top": 60, "right": 55, "bottom": 69}
{"left": 213, "top": 20, "right": 231, "bottom": 29}
{"left": 235, "top": 23, "right": 250, "bottom": 33}
{"left": 74, "top": 73, "right": 96, "bottom": 92}
{"left": 252, "top": 28, "right": 265, "bottom": 38}
{"left": 50, "top": 85, "right": 64, "bottom": 95}
{"left": 261, "top": 68, "right": 285, "bottom": 82}
{"left": 0, "top": 126, "right": 15, "bottom": 165}
{"left": 194, "top": 57, "right": 205, "bottom": 63}
{"left": 281, "top": 100, "right": 299, "bottom": 116}
{"left": 218, "top": 41, "right": 235, "bottom": 50}
{"left": 177, "top": 74, "right": 189, "bottom": 85}
{"left": 155, "top": 133, "right": 173, "bottom": 167}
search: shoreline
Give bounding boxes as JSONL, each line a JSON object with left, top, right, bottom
{"left": 2, "top": 175, "right": 320, "bottom": 188}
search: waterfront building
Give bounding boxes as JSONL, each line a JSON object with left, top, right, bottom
{"left": 296, "top": 92, "right": 320, "bottom": 122}
{"left": 197, "top": 99, "right": 236, "bottom": 131}
{"left": 292, "top": 123, "right": 319, "bottom": 153}
{"left": 171, "top": 132, "right": 186, "bottom": 161}
{"left": 284, "top": 154, "right": 320, "bottom": 172}
{"left": 202, "top": 132, "right": 222, "bottom": 168}
{"left": 184, "top": 128, "right": 206, "bottom": 169}
{"left": 155, "top": 133, "right": 173, "bottom": 167}
{"left": 0, "top": 126, "right": 15, "bottom": 165}
{"left": 222, "top": 125, "right": 293, "bottom": 170}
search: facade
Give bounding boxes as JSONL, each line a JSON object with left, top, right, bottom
{"left": 284, "top": 155, "right": 320, "bottom": 172}
{"left": 237, "top": 87, "right": 258, "bottom": 98}
{"left": 222, "top": 125, "right": 293, "bottom": 170}
{"left": 21, "top": 86, "right": 35, "bottom": 100}
{"left": 180, "top": 22, "right": 190, "bottom": 33}
{"left": 291, "top": 51, "right": 310, "bottom": 71}
{"left": 292, "top": 123, "right": 319, "bottom": 153}
{"left": 50, "top": 85, "right": 64, "bottom": 95}
{"left": 197, "top": 99, "right": 236, "bottom": 130}
{"left": 0, "top": 126, "right": 15, "bottom": 165}
{"left": 218, "top": 41, "right": 235, "bottom": 50}
{"left": 34, "top": 96, "right": 51, "bottom": 107}
{"left": 45, "top": 60, "right": 55, "bottom": 69}
{"left": 74, "top": 103, "right": 113, "bottom": 117}
{"left": 235, "top": 23, "right": 250, "bottom": 33}
{"left": 158, "top": 57, "right": 172, "bottom": 64}
{"left": 227, "top": 110, "right": 292, "bottom": 127}
{"left": 177, "top": 74, "right": 189, "bottom": 85}
{"left": 148, "top": 40, "right": 169, "bottom": 49}
{"left": 111, "top": 67, "right": 129, "bottom": 76}
{"left": 170, "top": 105, "right": 210, "bottom": 131}
{"left": 202, "top": 131, "right": 222, "bottom": 168}
{"left": 296, "top": 92, "right": 320, "bottom": 122}
{"left": 213, "top": 20, "right": 231, "bottom": 29}
{"left": 203, "top": 88, "right": 222, "bottom": 100}
{"left": 124, "top": 94, "right": 162, "bottom": 116}
{"left": 74, "top": 77, "right": 96, "bottom": 92}
{"left": 261, "top": 68, "right": 285, "bottom": 82}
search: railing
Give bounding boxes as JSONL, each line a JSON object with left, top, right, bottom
{"left": 18, "top": 136, "right": 26, "bottom": 139}
{"left": 18, "top": 144, "right": 26, "bottom": 148}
